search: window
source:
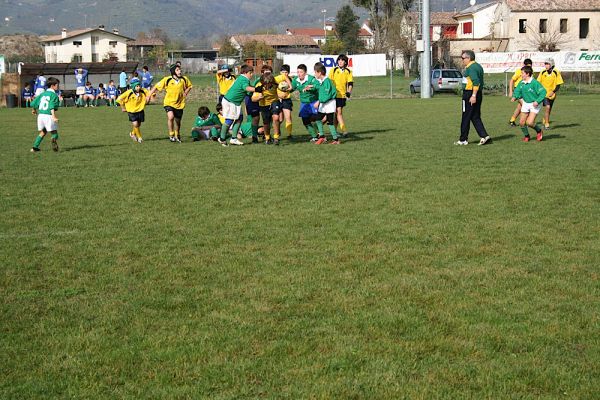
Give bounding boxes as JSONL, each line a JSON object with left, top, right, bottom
{"left": 91, "top": 36, "right": 99, "bottom": 45}
{"left": 73, "top": 40, "right": 82, "bottom": 47}
{"left": 72, "top": 54, "right": 82, "bottom": 62}
{"left": 92, "top": 53, "right": 99, "bottom": 62}
{"left": 519, "top": 19, "right": 527, "bottom": 33}
{"left": 442, "top": 70, "right": 462, "bottom": 78}
{"left": 109, "top": 40, "right": 117, "bottom": 48}
{"left": 580, "top": 18, "right": 589, "bottom": 39}
{"left": 540, "top": 19, "right": 547, "bottom": 33}
{"left": 463, "top": 22, "right": 472, "bottom": 35}
{"left": 560, "top": 19, "right": 568, "bottom": 33}
{"left": 432, "top": 70, "right": 441, "bottom": 79}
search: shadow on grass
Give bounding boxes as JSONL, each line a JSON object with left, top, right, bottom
{"left": 63, "top": 143, "right": 129, "bottom": 152}
{"left": 551, "top": 123, "right": 580, "bottom": 129}
{"left": 543, "top": 134, "right": 565, "bottom": 140}
{"left": 282, "top": 133, "right": 375, "bottom": 145}
{"left": 491, "top": 134, "right": 516, "bottom": 142}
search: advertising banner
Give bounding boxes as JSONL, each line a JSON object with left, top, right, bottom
{"left": 475, "top": 51, "right": 600, "bottom": 73}
{"left": 283, "top": 54, "right": 387, "bottom": 77}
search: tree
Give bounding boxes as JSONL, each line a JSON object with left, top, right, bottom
{"left": 335, "top": 5, "right": 364, "bottom": 53}
{"left": 218, "top": 35, "right": 238, "bottom": 57}
{"left": 386, "top": 8, "right": 416, "bottom": 77}
{"left": 352, "top": 0, "right": 414, "bottom": 52}
{"left": 241, "top": 40, "right": 275, "bottom": 60}
{"left": 525, "top": 21, "right": 570, "bottom": 51}
{"left": 321, "top": 37, "right": 346, "bottom": 55}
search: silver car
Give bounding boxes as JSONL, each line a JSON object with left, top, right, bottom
{"left": 409, "top": 69, "right": 463, "bottom": 95}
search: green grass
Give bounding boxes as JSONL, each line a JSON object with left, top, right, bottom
{"left": 1, "top": 94, "right": 599, "bottom": 399}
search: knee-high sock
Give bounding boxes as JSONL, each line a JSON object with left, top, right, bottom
{"left": 305, "top": 123, "right": 317, "bottom": 138}
{"left": 339, "top": 122, "right": 346, "bottom": 133}
{"left": 520, "top": 126, "right": 529, "bottom": 137}
{"left": 51, "top": 133, "right": 59, "bottom": 140}
{"left": 33, "top": 135, "right": 44, "bottom": 148}
{"left": 251, "top": 124, "right": 259, "bottom": 138}
{"left": 133, "top": 126, "right": 142, "bottom": 139}
{"left": 219, "top": 123, "right": 230, "bottom": 140}
{"left": 315, "top": 120, "right": 325, "bottom": 136}
{"left": 329, "top": 124, "right": 338, "bottom": 140}
{"left": 285, "top": 122, "right": 292, "bottom": 135}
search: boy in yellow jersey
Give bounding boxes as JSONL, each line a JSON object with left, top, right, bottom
{"left": 328, "top": 54, "right": 353, "bottom": 137}
{"left": 537, "top": 58, "right": 563, "bottom": 129}
{"left": 216, "top": 64, "right": 236, "bottom": 104}
{"left": 275, "top": 64, "right": 293, "bottom": 140}
{"left": 508, "top": 58, "right": 532, "bottom": 126}
{"left": 147, "top": 64, "right": 193, "bottom": 142}
{"left": 117, "top": 81, "right": 150, "bottom": 143}
{"left": 257, "top": 67, "right": 283, "bottom": 145}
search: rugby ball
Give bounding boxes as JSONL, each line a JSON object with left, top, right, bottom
{"left": 278, "top": 81, "right": 290, "bottom": 91}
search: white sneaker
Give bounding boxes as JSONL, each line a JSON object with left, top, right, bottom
{"left": 217, "top": 138, "right": 228, "bottom": 147}
{"left": 169, "top": 136, "right": 176, "bottom": 142}
{"left": 136, "top": 137, "right": 143, "bottom": 143}
{"left": 174, "top": 137, "right": 181, "bottom": 143}
{"left": 454, "top": 140, "right": 468, "bottom": 145}
{"left": 229, "top": 138, "right": 244, "bottom": 146}
{"left": 478, "top": 136, "right": 491, "bottom": 146}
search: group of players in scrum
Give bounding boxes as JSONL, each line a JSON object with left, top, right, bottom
{"left": 29, "top": 55, "right": 355, "bottom": 152}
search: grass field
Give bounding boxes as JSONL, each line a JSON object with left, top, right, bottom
{"left": 1, "top": 90, "right": 599, "bottom": 398}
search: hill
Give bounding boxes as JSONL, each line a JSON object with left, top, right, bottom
{"left": 0, "top": 0, "right": 473, "bottom": 42}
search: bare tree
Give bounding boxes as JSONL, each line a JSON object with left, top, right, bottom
{"left": 525, "top": 21, "right": 570, "bottom": 51}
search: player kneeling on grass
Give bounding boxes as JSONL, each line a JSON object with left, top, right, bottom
{"left": 511, "top": 65, "right": 547, "bottom": 142}
{"left": 116, "top": 81, "right": 149, "bottom": 143}
{"left": 30, "top": 77, "right": 61, "bottom": 153}
{"left": 313, "top": 62, "right": 340, "bottom": 145}
{"left": 192, "top": 106, "right": 222, "bottom": 141}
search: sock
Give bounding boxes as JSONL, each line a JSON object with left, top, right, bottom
{"left": 534, "top": 123, "right": 543, "bottom": 133}
{"left": 520, "top": 126, "right": 529, "bottom": 137}
{"left": 315, "top": 120, "right": 325, "bottom": 136}
{"left": 510, "top": 116, "right": 516, "bottom": 122}
{"left": 305, "top": 124, "right": 317, "bottom": 138}
{"left": 210, "top": 127, "right": 219, "bottom": 139}
{"left": 329, "top": 124, "right": 338, "bottom": 140}
{"left": 231, "top": 122, "right": 241, "bottom": 139}
{"left": 191, "top": 129, "right": 198, "bottom": 140}
{"left": 251, "top": 124, "right": 259, "bottom": 138}
{"left": 134, "top": 126, "right": 142, "bottom": 139}
{"left": 33, "top": 135, "right": 44, "bottom": 148}
{"left": 169, "top": 131, "right": 175, "bottom": 138}
{"left": 285, "top": 122, "right": 292, "bottom": 135}
{"left": 51, "top": 133, "right": 59, "bottom": 140}
{"left": 219, "top": 123, "right": 230, "bottom": 140}
{"left": 339, "top": 122, "right": 346, "bottom": 133}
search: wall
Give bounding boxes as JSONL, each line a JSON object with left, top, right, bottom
{"left": 456, "top": 4, "right": 499, "bottom": 39}
{"left": 44, "top": 31, "right": 128, "bottom": 63}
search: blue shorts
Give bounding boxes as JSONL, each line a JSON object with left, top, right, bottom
{"left": 299, "top": 101, "right": 318, "bottom": 119}
{"left": 245, "top": 96, "right": 260, "bottom": 117}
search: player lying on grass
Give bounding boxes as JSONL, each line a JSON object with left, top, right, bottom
{"left": 30, "top": 77, "right": 61, "bottom": 153}
{"left": 191, "top": 106, "right": 222, "bottom": 141}
{"left": 511, "top": 65, "right": 547, "bottom": 142}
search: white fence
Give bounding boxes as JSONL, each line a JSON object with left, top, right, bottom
{"left": 282, "top": 54, "right": 387, "bottom": 77}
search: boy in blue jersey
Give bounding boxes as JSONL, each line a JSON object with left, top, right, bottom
{"left": 82, "top": 81, "right": 96, "bottom": 107}
{"left": 140, "top": 66, "right": 153, "bottom": 89}
{"left": 34, "top": 73, "right": 47, "bottom": 97}
{"left": 95, "top": 83, "right": 107, "bottom": 106}
{"left": 106, "top": 80, "right": 119, "bottom": 106}
{"left": 74, "top": 67, "right": 88, "bottom": 107}
{"left": 22, "top": 83, "right": 34, "bottom": 107}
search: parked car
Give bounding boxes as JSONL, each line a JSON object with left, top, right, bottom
{"left": 409, "top": 69, "right": 463, "bottom": 95}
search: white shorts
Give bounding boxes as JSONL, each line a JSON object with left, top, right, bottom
{"left": 221, "top": 98, "right": 241, "bottom": 120}
{"left": 37, "top": 114, "right": 58, "bottom": 132}
{"left": 76, "top": 87, "right": 86, "bottom": 95}
{"left": 318, "top": 99, "right": 336, "bottom": 114}
{"left": 34, "top": 88, "right": 45, "bottom": 97}
{"left": 521, "top": 102, "right": 542, "bottom": 114}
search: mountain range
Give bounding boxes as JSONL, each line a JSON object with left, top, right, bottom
{"left": 0, "top": 0, "right": 473, "bottom": 43}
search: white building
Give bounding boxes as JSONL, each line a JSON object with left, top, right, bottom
{"left": 41, "top": 26, "right": 132, "bottom": 63}
{"left": 493, "top": 0, "right": 600, "bottom": 51}
{"left": 454, "top": 1, "right": 499, "bottom": 39}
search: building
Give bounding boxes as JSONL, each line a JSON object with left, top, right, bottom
{"left": 40, "top": 26, "right": 133, "bottom": 63}
{"left": 230, "top": 34, "right": 321, "bottom": 57}
{"left": 286, "top": 21, "right": 375, "bottom": 50}
{"left": 127, "top": 38, "right": 165, "bottom": 62}
{"left": 493, "top": 0, "right": 600, "bottom": 51}
{"left": 454, "top": 1, "right": 499, "bottom": 39}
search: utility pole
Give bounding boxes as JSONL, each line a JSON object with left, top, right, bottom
{"left": 421, "top": 0, "right": 431, "bottom": 98}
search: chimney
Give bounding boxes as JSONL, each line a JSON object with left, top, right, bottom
{"left": 61, "top": 28, "right": 67, "bottom": 39}
{"left": 112, "top": 28, "right": 119, "bottom": 35}
{"left": 99, "top": 25, "right": 105, "bottom": 30}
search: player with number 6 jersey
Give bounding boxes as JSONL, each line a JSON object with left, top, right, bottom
{"left": 30, "top": 77, "right": 61, "bottom": 153}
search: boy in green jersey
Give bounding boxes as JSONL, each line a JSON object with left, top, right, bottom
{"left": 30, "top": 77, "right": 61, "bottom": 153}
{"left": 218, "top": 64, "right": 259, "bottom": 147}
{"left": 291, "top": 64, "right": 320, "bottom": 141}
{"left": 313, "top": 62, "right": 339, "bottom": 145}
{"left": 511, "top": 65, "right": 547, "bottom": 142}
{"left": 191, "top": 105, "right": 222, "bottom": 141}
